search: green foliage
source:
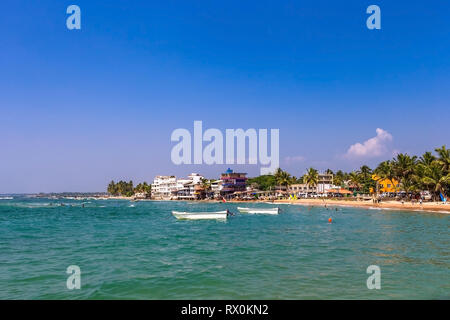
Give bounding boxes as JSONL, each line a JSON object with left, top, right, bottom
{"left": 333, "top": 170, "right": 347, "bottom": 187}
{"left": 134, "top": 182, "right": 151, "bottom": 194}
{"left": 303, "top": 168, "right": 318, "bottom": 187}
{"left": 107, "top": 180, "right": 150, "bottom": 197}
{"left": 247, "top": 175, "right": 277, "bottom": 191}
{"left": 371, "top": 146, "right": 450, "bottom": 200}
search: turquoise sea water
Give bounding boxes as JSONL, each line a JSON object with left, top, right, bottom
{"left": 0, "top": 197, "right": 448, "bottom": 299}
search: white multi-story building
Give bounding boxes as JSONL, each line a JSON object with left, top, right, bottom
{"left": 151, "top": 176, "right": 177, "bottom": 199}
{"left": 210, "top": 180, "right": 223, "bottom": 198}
{"left": 151, "top": 173, "right": 205, "bottom": 200}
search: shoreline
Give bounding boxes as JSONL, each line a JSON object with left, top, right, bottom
{"left": 102, "top": 196, "right": 450, "bottom": 214}
{"left": 269, "top": 199, "right": 450, "bottom": 214}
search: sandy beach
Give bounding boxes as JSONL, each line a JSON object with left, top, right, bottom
{"left": 271, "top": 198, "right": 450, "bottom": 213}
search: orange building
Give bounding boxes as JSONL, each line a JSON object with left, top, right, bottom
{"left": 371, "top": 174, "right": 400, "bottom": 193}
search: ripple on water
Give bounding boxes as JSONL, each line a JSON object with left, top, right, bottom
{"left": 0, "top": 198, "right": 448, "bottom": 299}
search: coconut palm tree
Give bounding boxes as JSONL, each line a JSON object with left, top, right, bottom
{"left": 419, "top": 151, "right": 436, "bottom": 166}
{"left": 435, "top": 145, "right": 450, "bottom": 174}
{"left": 392, "top": 153, "right": 417, "bottom": 184}
{"left": 303, "top": 168, "right": 318, "bottom": 193}
{"left": 333, "top": 170, "right": 346, "bottom": 187}
{"left": 400, "top": 177, "right": 418, "bottom": 200}
{"left": 278, "top": 171, "right": 293, "bottom": 188}
{"left": 107, "top": 180, "right": 117, "bottom": 195}
{"left": 271, "top": 168, "right": 292, "bottom": 196}
{"left": 358, "top": 165, "right": 374, "bottom": 193}
{"left": 374, "top": 160, "right": 396, "bottom": 195}
{"left": 420, "top": 162, "right": 450, "bottom": 201}
{"left": 134, "top": 182, "right": 151, "bottom": 197}
{"left": 348, "top": 171, "right": 362, "bottom": 191}
{"left": 200, "top": 178, "right": 211, "bottom": 191}
{"left": 274, "top": 168, "right": 284, "bottom": 182}
{"left": 359, "top": 165, "right": 372, "bottom": 181}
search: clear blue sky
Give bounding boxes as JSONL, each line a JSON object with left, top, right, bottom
{"left": 1, "top": 1, "right": 449, "bottom": 193}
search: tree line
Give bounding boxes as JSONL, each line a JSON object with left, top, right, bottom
{"left": 107, "top": 180, "right": 151, "bottom": 197}
{"left": 248, "top": 146, "right": 450, "bottom": 200}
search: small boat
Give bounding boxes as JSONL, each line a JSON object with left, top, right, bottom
{"left": 237, "top": 207, "right": 280, "bottom": 215}
{"left": 172, "top": 210, "right": 228, "bottom": 220}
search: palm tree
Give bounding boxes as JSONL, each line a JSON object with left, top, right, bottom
{"left": 274, "top": 168, "right": 284, "bottom": 183}
{"left": 392, "top": 153, "right": 417, "bottom": 183}
{"left": 419, "top": 151, "right": 436, "bottom": 166}
{"left": 303, "top": 168, "right": 318, "bottom": 193}
{"left": 134, "top": 182, "right": 151, "bottom": 196}
{"left": 420, "top": 163, "right": 450, "bottom": 201}
{"left": 435, "top": 145, "right": 450, "bottom": 174}
{"left": 358, "top": 165, "right": 374, "bottom": 193}
{"left": 348, "top": 171, "right": 361, "bottom": 191}
{"left": 197, "top": 178, "right": 212, "bottom": 199}
{"left": 200, "top": 178, "right": 212, "bottom": 193}
{"left": 374, "top": 160, "right": 396, "bottom": 195}
{"left": 359, "top": 165, "right": 372, "bottom": 181}
{"left": 400, "top": 177, "right": 418, "bottom": 200}
{"left": 107, "top": 180, "right": 117, "bottom": 195}
{"left": 278, "top": 171, "right": 293, "bottom": 188}
{"left": 333, "top": 170, "right": 346, "bottom": 187}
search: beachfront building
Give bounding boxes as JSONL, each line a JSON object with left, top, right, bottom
{"left": 289, "top": 172, "right": 336, "bottom": 197}
{"left": 317, "top": 172, "right": 334, "bottom": 194}
{"left": 325, "top": 188, "right": 353, "bottom": 197}
{"left": 173, "top": 173, "right": 205, "bottom": 200}
{"left": 151, "top": 173, "right": 205, "bottom": 200}
{"left": 288, "top": 184, "right": 317, "bottom": 195}
{"left": 210, "top": 180, "right": 223, "bottom": 198}
{"left": 151, "top": 176, "right": 177, "bottom": 199}
{"left": 371, "top": 174, "right": 400, "bottom": 193}
{"left": 220, "top": 168, "right": 247, "bottom": 198}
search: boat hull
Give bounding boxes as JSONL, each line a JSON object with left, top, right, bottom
{"left": 172, "top": 211, "right": 228, "bottom": 220}
{"left": 237, "top": 207, "right": 279, "bottom": 215}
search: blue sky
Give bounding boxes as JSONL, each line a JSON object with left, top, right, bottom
{"left": 1, "top": 1, "right": 449, "bottom": 193}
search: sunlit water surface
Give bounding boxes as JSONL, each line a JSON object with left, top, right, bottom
{"left": 0, "top": 197, "right": 448, "bottom": 299}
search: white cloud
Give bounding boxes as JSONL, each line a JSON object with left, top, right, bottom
{"left": 345, "top": 128, "right": 393, "bottom": 158}
{"left": 284, "top": 155, "right": 306, "bottom": 165}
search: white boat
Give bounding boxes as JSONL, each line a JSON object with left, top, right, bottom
{"left": 172, "top": 210, "right": 228, "bottom": 220}
{"left": 237, "top": 207, "right": 280, "bottom": 215}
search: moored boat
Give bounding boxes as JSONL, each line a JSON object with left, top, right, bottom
{"left": 172, "top": 210, "right": 228, "bottom": 220}
{"left": 237, "top": 207, "right": 280, "bottom": 215}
